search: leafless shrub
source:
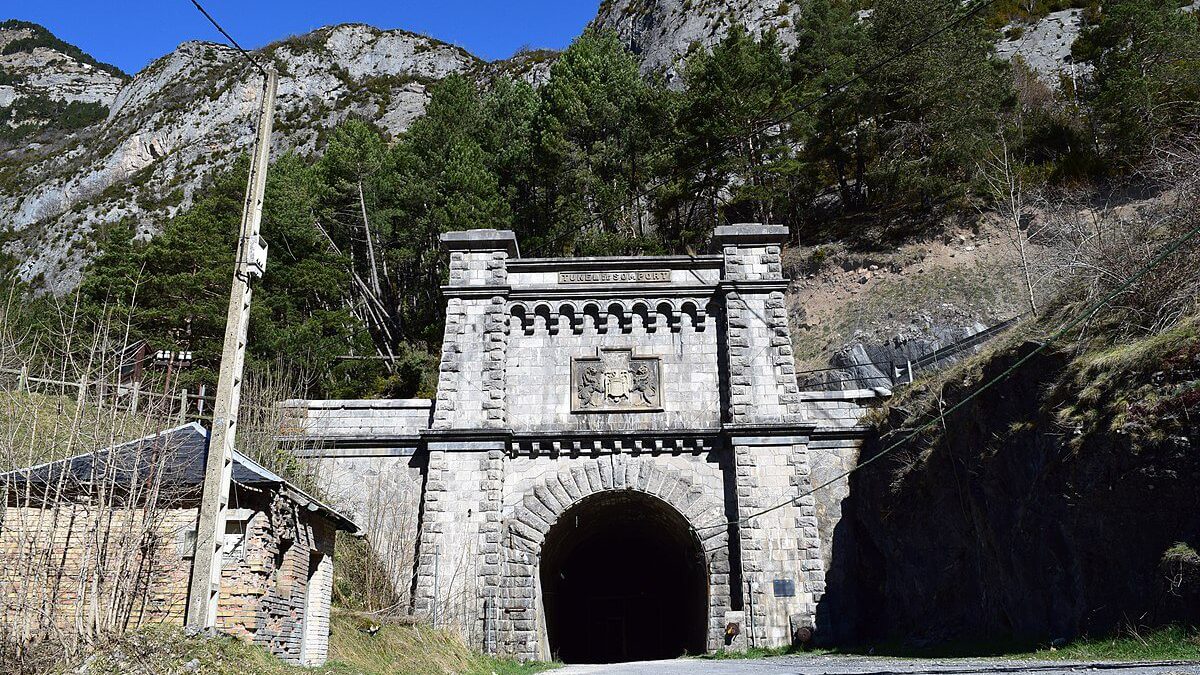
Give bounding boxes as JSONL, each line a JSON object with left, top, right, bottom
{"left": 0, "top": 296, "right": 186, "bottom": 673}
{"left": 1031, "top": 138, "right": 1200, "bottom": 339}
{"left": 238, "top": 364, "right": 321, "bottom": 492}
{"left": 0, "top": 292, "right": 320, "bottom": 673}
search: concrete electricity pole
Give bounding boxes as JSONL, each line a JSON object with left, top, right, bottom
{"left": 186, "top": 69, "right": 277, "bottom": 630}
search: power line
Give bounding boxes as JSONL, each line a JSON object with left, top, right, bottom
{"left": 693, "top": 216, "right": 1200, "bottom": 534}
{"left": 188, "top": 0, "right": 269, "bottom": 78}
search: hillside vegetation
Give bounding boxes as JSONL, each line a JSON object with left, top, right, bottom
{"left": 14, "top": 0, "right": 1193, "bottom": 400}
{"left": 837, "top": 147, "right": 1200, "bottom": 644}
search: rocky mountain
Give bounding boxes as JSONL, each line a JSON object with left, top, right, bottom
{"left": 0, "top": 4, "right": 1106, "bottom": 295}
{"left": 0, "top": 20, "right": 127, "bottom": 109}
{"left": 594, "top": 0, "right": 1099, "bottom": 85}
{"left": 592, "top": 0, "right": 799, "bottom": 78}
{"left": 0, "top": 22, "right": 479, "bottom": 292}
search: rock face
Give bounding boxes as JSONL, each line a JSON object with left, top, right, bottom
{"left": 0, "top": 21, "right": 127, "bottom": 108}
{"left": 591, "top": 0, "right": 799, "bottom": 78}
{"left": 995, "top": 9, "right": 1088, "bottom": 87}
{"left": 0, "top": 23, "right": 479, "bottom": 293}
{"left": 831, "top": 344, "right": 1200, "bottom": 644}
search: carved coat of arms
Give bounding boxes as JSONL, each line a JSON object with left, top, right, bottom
{"left": 573, "top": 349, "right": 661, "bottom": 412}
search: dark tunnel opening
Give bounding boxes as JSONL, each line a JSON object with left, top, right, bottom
{"left": 539, "top": 490, "right": 708, "bottom": 664}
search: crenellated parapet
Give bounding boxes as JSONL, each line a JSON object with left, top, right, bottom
{"left": 508, "top": 298, "right": 716, "bottom": 335}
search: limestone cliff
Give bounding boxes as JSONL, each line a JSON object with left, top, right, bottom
{"left": 0, "top": 20, "right": 127, "bottom": 109}
{"left": 0, "top": 23, "right": 478, "bottom": 293}
{"left": 591, "top": 0, "right": 799, "bottom": 77}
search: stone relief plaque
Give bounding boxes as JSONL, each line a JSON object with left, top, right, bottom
{"left": 558, "top": 270, "right": 671, "bottom": 284}
{"left": 572, "top": 348, "right": 662, "bottom": 413}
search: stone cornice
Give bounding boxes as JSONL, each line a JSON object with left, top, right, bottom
{"left": 722, "top": 421, "right": 818, "bottom": 436}
{"left": 712, "top": 223, "right": 789, "bottom": 246}
{"left": 717, "top": 280, "right": 790, "bottom": 293}
{"left": 506, "top": 285, "right": 721, "bottom": 302}
{"left": 440, "top": 285, "right": 511, "bottom": 298}
{"left": 440, "top": 228, "right": 520, "bottom": 256}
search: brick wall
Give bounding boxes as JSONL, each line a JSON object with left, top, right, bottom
{"left": 0, "top": 487, "right": 339, "bottom": 665}
{"left": 0, "top": 501, "right": 195, "bottom": 637}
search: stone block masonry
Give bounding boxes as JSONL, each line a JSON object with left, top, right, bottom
{"left": 294, "top": 224, "right": 850, "bottom": 662}
{"left": 0, "top": 488, "right": 340, "bottom": 665}
{"left": 0, "top": 424, "right": 355, "bottom": 667}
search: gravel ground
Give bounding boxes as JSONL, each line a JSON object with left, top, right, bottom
{"left": 554, "top": 655, "right": 1200, "bottom": 675}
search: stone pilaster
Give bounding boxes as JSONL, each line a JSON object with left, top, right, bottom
{"left": 716, "top": 224, "right": 826, "bottom": 647}
{"left": 432, "top": 229, "right": 517, "bottom": 431}
{"left": 415, "top": 230, "right": 516, "bottom": 643}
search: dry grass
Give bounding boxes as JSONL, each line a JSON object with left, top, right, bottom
{"left": 55, "top": 610, "right": 558, "bottom": 675}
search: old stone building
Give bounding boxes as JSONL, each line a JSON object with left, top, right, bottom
{"left": 290, "top": 224, "right": 878, "bottom": 663}
{"left": 0, "top": 422, "right": 357, "bottom": 666}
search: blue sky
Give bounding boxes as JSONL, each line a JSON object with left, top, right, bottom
{"left": 9, "top": 1, "right": 599, "bottom": 75}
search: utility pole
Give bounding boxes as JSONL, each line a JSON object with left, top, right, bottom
{"left": 186, "top": 69, "right": 277, "bottom": 631}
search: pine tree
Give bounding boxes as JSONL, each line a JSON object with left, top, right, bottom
{"left": 793, "top": 0, "right": 869, "bottom": 210}
{"left": 864, "top": 0, "right": 1006, "bottom": 214}
{"left": 1076, "top": 0, "right": 1200, "bottom": 164}
{"left": 673, "top": 26, "right": 803, "bottom": 239}
{"left": 537, "top": 28, "right": 673, "bottom": 255}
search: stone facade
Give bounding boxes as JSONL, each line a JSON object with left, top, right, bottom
{"left": 296, "top": 225, "right": 858, "bottom": 662}
{"left": 0, "top": 425, "right": 353, "bottom": 666}
{"left": 0, "top": 489, "right": 337, "bottom": 664}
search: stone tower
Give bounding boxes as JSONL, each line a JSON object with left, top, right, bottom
{"left": 403, "top": 225, "right": 826, "bottom": 660}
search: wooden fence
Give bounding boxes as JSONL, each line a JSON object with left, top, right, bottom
{"left": 0, "top": 365, "right": 215, "bottom": 423}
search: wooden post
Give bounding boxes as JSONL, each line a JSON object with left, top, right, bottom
{"left": 131, "top": 381, "right": 141, "bottom": 413}
{"left": 187, "top": 69, "right": 277, "bottom": 631}
{"left": 178, "top": 388, "right": 189, "bottom": 424}
{"left": 17, "top": 365, "right": 27, "bottom": 392}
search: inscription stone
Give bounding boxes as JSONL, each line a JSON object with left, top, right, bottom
{"left": 558, "top": 270, "right": 670, "bottom": 284}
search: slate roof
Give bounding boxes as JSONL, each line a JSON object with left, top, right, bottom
{"left": 1, "top": 422, "right": 356, "bottom": 532}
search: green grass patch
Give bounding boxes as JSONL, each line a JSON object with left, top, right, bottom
{"left": 1075, "top": 318, "right": 1199, "bottom": 378}
{"left": 325, "top": 610, "right": 557, "bottom": 675}
{"left": 1036, "top": 626, "right": 1200, "bottom": 662}
{"left": 698, "top": 626, "right": 1200, "bottom": 663}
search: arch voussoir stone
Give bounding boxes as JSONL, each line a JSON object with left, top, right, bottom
{"left": 583, "top": 462, "right": 602, "bottom": 492}
{"left": 509, "top": 517, "right": 542, "bottom": 547}
{"left": 533, "top": 484, "right": 564, "bottom": 516}
{"left": 557, "top": 469, "right": 581, "bottom": 502}
{"left": 569, "top": 465, "right": 588, "bottom": 496}
{"left": 547, "top": 473, "right": 573, "bottom": 504}
{"left": 520, "top": 495, "right": 554, "bottom": 531}
{"left": 624, "top": 459, "right": 642, "bottom": 488}
{"left": 612, "top": 456, "right": 628, "bottom": 489}
{"left": 598, "top": 458, "right": 614, "bottom": 488}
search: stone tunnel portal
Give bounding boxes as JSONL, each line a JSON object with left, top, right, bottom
{"left": 539, "top": 490, "right": 708, "bottom": 664}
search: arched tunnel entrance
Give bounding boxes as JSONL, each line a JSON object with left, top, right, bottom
{"left": 539, "top": 490, "right": 708, "bottom": 664}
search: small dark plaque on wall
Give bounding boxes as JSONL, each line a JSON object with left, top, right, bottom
{"left": 773, "top": 579, "right": 796, "bottom": 598}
